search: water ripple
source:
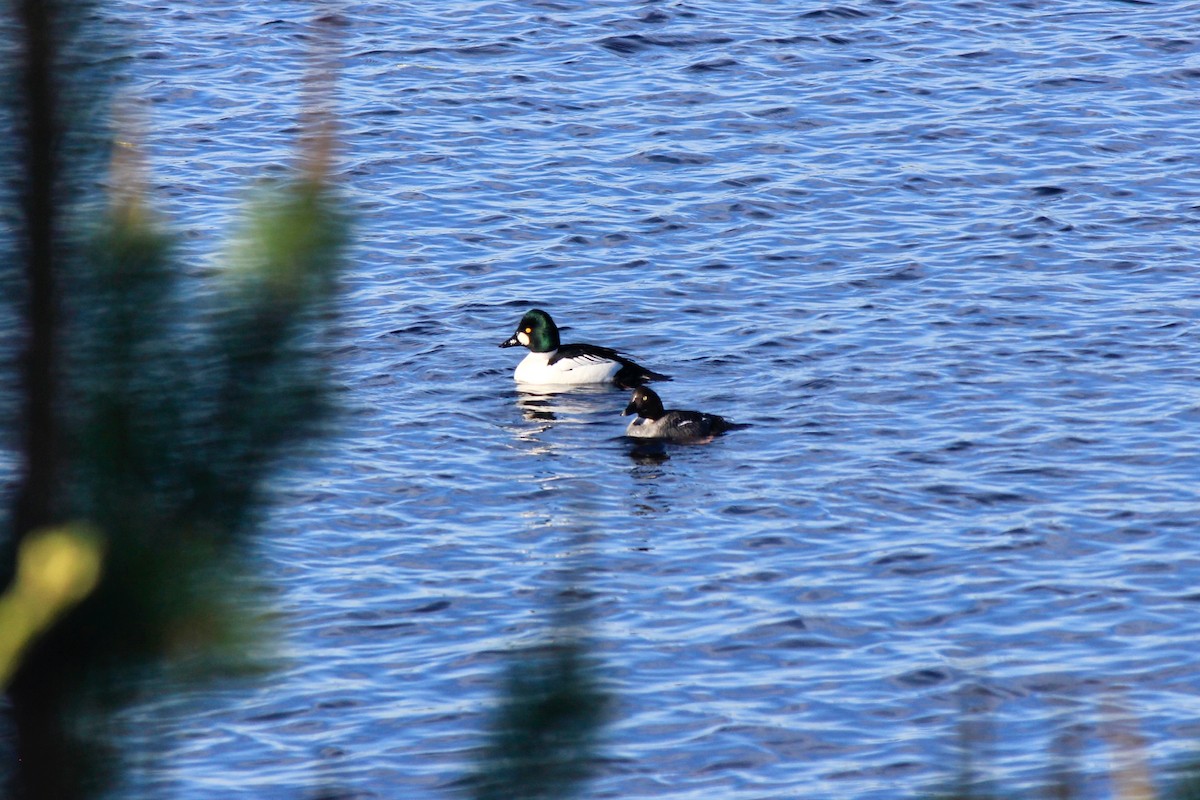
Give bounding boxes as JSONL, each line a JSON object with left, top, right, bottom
{"left": 81, "top": 0, "right": 1200, "bottom": 798}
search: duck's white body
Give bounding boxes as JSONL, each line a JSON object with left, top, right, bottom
{"left": 624, "top": 416, "right": 671, "bottom": 438}
{"left": 513, "top": 349, "right": 622, "bottom": 385}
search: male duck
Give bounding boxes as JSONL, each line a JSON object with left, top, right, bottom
{"left": 500, "top": 308, "right": 669, "bottom": 388}
{"left": 622, "top": 386, "right": 738, "bottom": 443}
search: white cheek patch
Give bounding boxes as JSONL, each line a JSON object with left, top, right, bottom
{"left": 517, "top": 331, "right": 530, "bottom": 346}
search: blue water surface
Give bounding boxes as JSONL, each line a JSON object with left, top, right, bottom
{"left": 77, "top": 0, "right": 1200, "bottom": 797}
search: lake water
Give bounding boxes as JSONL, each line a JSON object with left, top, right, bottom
{"left": 54, "top": 1, "right": 1200, "bottom": 798}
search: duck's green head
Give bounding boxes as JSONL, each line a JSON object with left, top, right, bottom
{"left": 499, "top": 308, "right": 560, "bottom": 352}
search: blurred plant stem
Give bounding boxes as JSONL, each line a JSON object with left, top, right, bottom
{"left": 3, "top": 3, "right": 347, "bottom": 798}
{"left": 11, "top": 0, "right": 66, "bottom": 545}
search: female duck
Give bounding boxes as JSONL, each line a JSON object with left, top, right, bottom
{"left": 622, "top": 386, "right": 738, "bottom": 443}
{"left": 500, "top": 308, "right": 669, "bottom": 388}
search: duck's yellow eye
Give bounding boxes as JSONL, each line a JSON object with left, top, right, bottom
{"left": 524, "top": 327, "right": 532, "bottom": 333}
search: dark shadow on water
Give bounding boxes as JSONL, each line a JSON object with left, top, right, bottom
{"left": 625, "top": 439, "right": 671, "bottom": 464}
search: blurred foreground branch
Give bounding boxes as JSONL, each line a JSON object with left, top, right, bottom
{"left": 3, "top": 5, "right": 348, "bottom": 798}
{"left": 470, "top": 608, "right": 610, "bottom": 800}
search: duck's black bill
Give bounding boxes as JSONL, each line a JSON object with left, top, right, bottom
{"left": 622, "top": 400, "right": 637, "bottom": 416}
{"left": 499, "top": 335, "right": 520, "bottom": 348}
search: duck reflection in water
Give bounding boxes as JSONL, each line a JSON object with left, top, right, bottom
{"left": 507, "top": 384, "right": 630, "bottom": 461}
{"left": 514, "top": 384, "right": 617, "bottom": 424}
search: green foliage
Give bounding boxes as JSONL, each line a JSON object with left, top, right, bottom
{"left": 54, "top": 178, "right": 346, "bottom": 675}
{"left": 5, "top": 171, "right": 346, "bottom": 798}
{"left": 2, "top": 0, "right": 347, "bottom": 797}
